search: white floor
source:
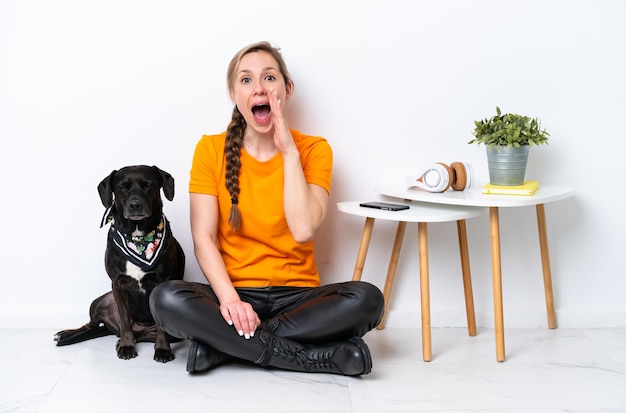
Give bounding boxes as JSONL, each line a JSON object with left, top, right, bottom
{"left": 2, "top": 327, "right": 626, "bottom": 413}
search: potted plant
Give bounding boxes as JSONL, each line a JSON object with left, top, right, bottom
{"left": 468, "top": 106, "right": 550, "bottom": 185}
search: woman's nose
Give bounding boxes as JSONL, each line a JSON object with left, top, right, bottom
{"left": 252, "top": 81, "right": 266, "bottom": 95}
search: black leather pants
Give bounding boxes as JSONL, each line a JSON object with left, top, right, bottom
{"left": 149, "top": 280, "right": 384, "bottom": 363}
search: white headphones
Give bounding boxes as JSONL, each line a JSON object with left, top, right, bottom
{"left": 406, "top": 162, "right": 474, "bottom": 193}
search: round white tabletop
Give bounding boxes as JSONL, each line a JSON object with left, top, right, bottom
{"left": 375, "top": 181, "right": 574, "bottom": 207}
{"left": 337, "top": 201, "right": 486, "bottom": 222}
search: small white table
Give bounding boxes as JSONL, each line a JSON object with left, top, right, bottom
{"left": 375, "top": 182, "right": 574, "bottom": 361}
{"left": 337, "top": 201, "right": 487, "bottom": 361}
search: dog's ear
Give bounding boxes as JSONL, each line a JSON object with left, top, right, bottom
{"left": 98, "top": 170, "right": 117, "bottom": 208}
{"left": 153, "top": 166, "right": 175, "bottom": 201}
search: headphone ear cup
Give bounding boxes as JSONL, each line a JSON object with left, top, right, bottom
{"left": 449, "top": 162, "right": 473, "bottom": 191}
{"left": 434, "top": 162, "right": 453, "bottom": 192}
{"left": 405, "top": 163, "right": 451, "bottom": 192}
{"left": 450, "top": 162, "right": 466, "bottom": 191}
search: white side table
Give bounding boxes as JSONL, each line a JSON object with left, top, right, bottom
{"left": 337, "top": 201, "right": 487, "bottom": 361}
{"left": 375, "top": 182, "right": 574, "bottom": 361}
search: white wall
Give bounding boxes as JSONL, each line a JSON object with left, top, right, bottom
{"left": 1, "top": 0, "right": 625, "bottom": 329}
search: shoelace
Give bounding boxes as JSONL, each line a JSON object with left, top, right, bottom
{"left": 272, "top": 342, "right": 334, "bottom": 371}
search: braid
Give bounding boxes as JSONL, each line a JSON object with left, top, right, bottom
{"left": 224, "top": 106, "right": 246, "bottom": 231}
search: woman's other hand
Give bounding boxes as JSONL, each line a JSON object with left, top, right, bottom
{"left": 219, "top": 299, "right": 261, "bottom": 339}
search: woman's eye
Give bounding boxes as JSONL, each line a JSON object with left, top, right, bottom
{"left": 265, "top": 74, "right": 276, "bottom": 81}
{"left": 241, "top": 77, "right": 251, "bottom": 84}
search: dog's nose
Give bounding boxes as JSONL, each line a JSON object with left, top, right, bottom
{"left": 129, "top": 200, "right": 143, "bottom": 211}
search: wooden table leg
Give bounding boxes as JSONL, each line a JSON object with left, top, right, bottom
{"left": 378, "top": 221, "right": 407, "bottom": 330}
{"left": 536, "top": 204, "right": 557, "bottom": 329}
{"left": 457, "top": 219, "right": 477, "bottom": 337}
{"left": 352, "top": 217, "right": 375, "bottom": 281}
{"left": 489, "top": 207, "right": 506, "bottom": 362}
{"left": 418, "top": 222, "right": 432, "bottom": 362}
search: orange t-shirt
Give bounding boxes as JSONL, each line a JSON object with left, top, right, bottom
{"left": 189, "top": 129, "right": 333, "bottom": 287}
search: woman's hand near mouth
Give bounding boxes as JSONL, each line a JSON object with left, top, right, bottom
{"left": 268, "top": 87, "right": 296, "bottom": 156}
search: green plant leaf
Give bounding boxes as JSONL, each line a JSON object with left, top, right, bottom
{"left": 469, "top": 106, "right": 549, "bottom": 147}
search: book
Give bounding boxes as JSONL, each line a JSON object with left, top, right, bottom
{"left": 482, "top": 180, "right": 540, "bottom": 196}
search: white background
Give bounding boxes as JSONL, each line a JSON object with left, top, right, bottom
{"left": 1, "top": 0, "right": 624, "bottom": 329}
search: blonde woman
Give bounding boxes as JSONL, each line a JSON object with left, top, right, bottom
{"left": 150, "top": 41, "right": 383, "bottom": 376}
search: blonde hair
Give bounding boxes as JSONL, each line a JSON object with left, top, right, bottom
{"left": 224, "top": 41, "right": 293, "bottom": 231}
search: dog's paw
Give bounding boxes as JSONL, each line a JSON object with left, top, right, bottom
{"left": 154, "top": 348, "right": 175, "bottom": 363}
{"left": 53, "top": 330, "right": 75, "bottom": 346}
{"left": 116, "top": 345, "right": 138, "bottom": 360}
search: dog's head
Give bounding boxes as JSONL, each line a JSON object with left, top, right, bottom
{"left": 98, "top": 165, "right": 175, "bottom": 221}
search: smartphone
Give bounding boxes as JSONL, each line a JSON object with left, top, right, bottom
{"left": 359, "top": 201, "right": 410, "bottom": 211}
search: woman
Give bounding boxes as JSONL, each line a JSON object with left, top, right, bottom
{"left": 150, "top": 41, "right": 384, "bottom": 376}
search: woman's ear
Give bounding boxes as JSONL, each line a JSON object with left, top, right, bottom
{"left": 285, "top": 81, "right": 294, "bottom": 101}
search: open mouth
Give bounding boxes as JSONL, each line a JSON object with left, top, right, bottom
{"left": 252, "top": 104, "right": 271, "bottom": 123}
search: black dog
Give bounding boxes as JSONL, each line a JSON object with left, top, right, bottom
{"left": 54, "top": 165, "right": 185, "bottom": 363}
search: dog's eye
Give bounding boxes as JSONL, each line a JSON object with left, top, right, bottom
{"left": 117, "top": 183, "right": 130, "bottom": 193}
{"left": 139, "top": 180, "right": 154, "bottom": 190}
